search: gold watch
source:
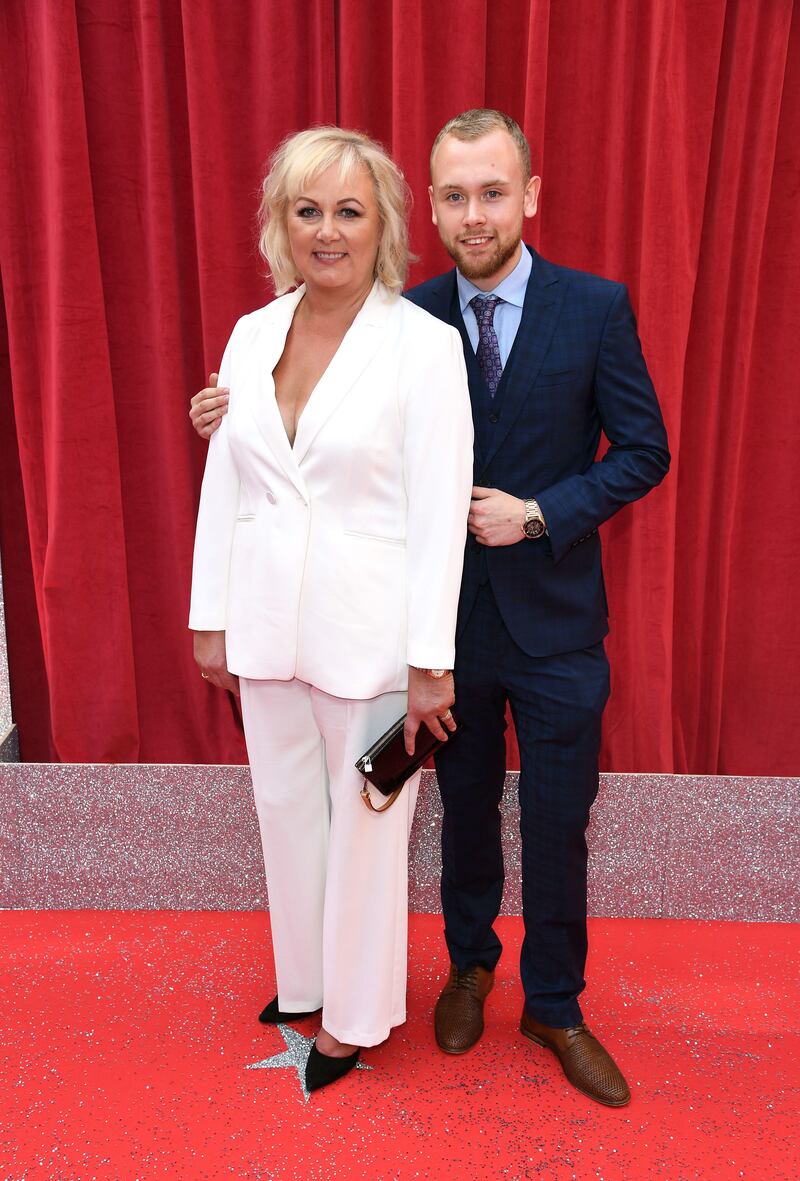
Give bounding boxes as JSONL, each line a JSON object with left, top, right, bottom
{"left": 522, "top": 498, "right": 546, "bottom": 539}
{"left": 415, "top": 668, "right": 449, "bottom": 679}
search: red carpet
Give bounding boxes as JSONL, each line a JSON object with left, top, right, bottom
{"left": 2, "top": 913, "right": 797, "bottom": 1180}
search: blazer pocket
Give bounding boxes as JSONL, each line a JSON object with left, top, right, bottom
{"left": 343, "top": 529, "right": 406, "bottom": 547}
{"left": 536, "top": 368, "right": 577, "bottom": 388}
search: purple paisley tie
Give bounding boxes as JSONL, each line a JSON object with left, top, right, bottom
{"left": 470, "top": 294, "right": 503, "bottom": 396}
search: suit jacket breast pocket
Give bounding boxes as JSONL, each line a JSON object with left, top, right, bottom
{"left": 534, "top": 374, "right": 592, "bottom": 438}
{"left": 536, "top": 368, "right": 578, "bottom": 388}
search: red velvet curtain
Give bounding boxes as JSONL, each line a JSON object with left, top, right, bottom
{"left": 0, "top": 1, "right": 797, "bottom": 772}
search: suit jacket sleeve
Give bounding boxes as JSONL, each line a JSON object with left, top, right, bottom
{"left": 402, "top": 323, "right": 474, "bottom": 669}
{"left": 188, "top": 326, "right": 240, "bottom": 631}
{"left": 535, "top": 284, "right": 670, "bottom": 564}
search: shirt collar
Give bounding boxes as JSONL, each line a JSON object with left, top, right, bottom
{"left": 457, "top": 244, "right": 532, "bottom": 314}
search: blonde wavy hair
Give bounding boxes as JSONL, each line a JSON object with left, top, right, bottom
{"left": 258, "top": 126, "right": 412, "bottom": 295}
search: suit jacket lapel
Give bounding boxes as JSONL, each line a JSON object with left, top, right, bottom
{"left": 249, "top": 287, "right": 308, "bottom": 499}
{"left": 292, "top": 281, "right": 394, "bottom": 464}
{"left": 429, "top": 272, "right": 487, "bottom": 468}
{"left": 478, "top": 249, "right": 565, "bottom": 475}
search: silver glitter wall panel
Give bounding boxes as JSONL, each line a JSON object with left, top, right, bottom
{"left": 1, "top": 764, "right": 797, "bottom": 919}
{"left": 0, "top": 726, "right": 19, "bottom": 762}
{"left": 2, "top": 764, "right": 266, "bottom": 911}
{"left": 0, "top": 555, "right": 17, "bottom": 762}
{"left": 660, "top": 774, "right": 798, "bottom": 920}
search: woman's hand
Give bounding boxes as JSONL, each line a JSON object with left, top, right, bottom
{"left": 193, "top": 630, "right": 240, "bottom": 696}
{"left": 404, "top": 667, "right": 457, "bottom": 754}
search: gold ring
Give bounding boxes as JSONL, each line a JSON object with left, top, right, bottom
{"left": 440, "top": 709, "right": 453, "bottom": 721}
{"left": 201, "top": 672, "right": 209, "bottom": 680}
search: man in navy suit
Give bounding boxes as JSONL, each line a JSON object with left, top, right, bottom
{"left": 189, "top": 109, "right": 669, "bottom": 1106}
{"left": 403, "top": 110, "right": 669, "bottom": 1108}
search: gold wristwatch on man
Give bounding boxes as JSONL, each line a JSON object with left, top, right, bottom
{"left": 522, "top": 498, "right": 546, "bottom": 539}
{"left": 416, "top": 668, "right": 449, "bottom": 679}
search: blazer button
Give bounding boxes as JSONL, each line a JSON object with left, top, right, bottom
{"left": 488, "top": 412, "right": 499, "bottom": 424}
{"left": 266, "top": 490, "right": 277, "bottom": 504}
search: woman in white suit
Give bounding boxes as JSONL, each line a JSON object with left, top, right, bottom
{"left": 189, "top": 127, "right": 473, "bottom": 1092}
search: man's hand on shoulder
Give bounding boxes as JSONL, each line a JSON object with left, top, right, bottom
{"left": 468, "top": 486, "right": 527, "bottom": 547}
{"left": 190, "top": 372, "right": 229, "bottom": 439}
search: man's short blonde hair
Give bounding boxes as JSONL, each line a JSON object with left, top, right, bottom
{"left": 430, "top": 109, "right": 532, "bottom": 182}
{"left": 258, "top": 126, "right": 412, "bottom": 295}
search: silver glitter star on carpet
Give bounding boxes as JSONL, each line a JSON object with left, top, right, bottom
{"left": 247, "top": 1024, "right": 373, "bottom": 1101}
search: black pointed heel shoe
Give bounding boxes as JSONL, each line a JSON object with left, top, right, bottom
{"left": 258, "top": 996, "right": 322, "bottom": 1024}
{"left": 305, "top": 1042, "right": 361, "bottom": 1093}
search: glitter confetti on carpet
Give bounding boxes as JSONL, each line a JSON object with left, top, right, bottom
{"left": 1, "top": 913, "right": 797, "bottom": 1180}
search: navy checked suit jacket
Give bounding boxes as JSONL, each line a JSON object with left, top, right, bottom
{"left": 404, "top": 246, "right": 670, "bottom": 658}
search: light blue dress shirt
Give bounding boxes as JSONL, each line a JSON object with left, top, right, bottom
{"left": 456, "top": 245, "right": 532, "bottom": 367}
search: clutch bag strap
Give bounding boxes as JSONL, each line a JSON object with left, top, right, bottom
{"left": 360, "top": 780, "right": 404, "bottom": 813}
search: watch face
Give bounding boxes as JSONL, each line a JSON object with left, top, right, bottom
{"left": 524, "top": 518, "right": 545, "bottom": 539}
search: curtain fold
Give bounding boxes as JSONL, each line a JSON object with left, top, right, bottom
{"left": 0, "top": 0, "right": 140, "bottom": 761}
{"left": 0, "top": 0, "right": 797, "bottom": 771}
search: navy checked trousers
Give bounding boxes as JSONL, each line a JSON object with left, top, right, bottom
{"left": 434, "top": 580, "right": 610, "bottom": 1028}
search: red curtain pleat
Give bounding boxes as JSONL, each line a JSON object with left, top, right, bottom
{"left": 0, "top": 0, "right": 139, "bottom": 760}
{"left": 0, "top": 0, "right": 798, "bottom": 772}
{"left": 673, "top": 0, "right": 798, "bottom": 773}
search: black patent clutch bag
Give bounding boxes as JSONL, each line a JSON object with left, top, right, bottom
{"left": 355, "top": 712, "right": 460, "bottom": 812}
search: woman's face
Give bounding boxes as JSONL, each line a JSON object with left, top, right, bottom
{"left": 286, "top": 162, "right": 382, "bottom": 296}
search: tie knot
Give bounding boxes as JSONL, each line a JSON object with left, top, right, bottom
{"left": 470, "top": 294, "right": 501, "bottom": 327}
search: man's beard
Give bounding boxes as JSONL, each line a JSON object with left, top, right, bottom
{"left": 444, "top": 229, "right": 522, "bottom": 282}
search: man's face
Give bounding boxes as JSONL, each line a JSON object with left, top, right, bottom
{"left": 428, "top": 129, "right": 540, "bottom": 289}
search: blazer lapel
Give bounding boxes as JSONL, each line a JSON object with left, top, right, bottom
{"left": 248, "top": 286, "right": 308, "bottom": 499}
{"left": 478, "top": 249, "right": 565, "bottom": 475}
{"left": 292, "top": 281, "right": 394, "bottom": 465}
{"left": 424, "top": 271, "right": 487, "bottom": 469}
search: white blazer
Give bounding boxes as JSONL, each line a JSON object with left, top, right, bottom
{"left": 189, "top": 281, "right": 474, "bottom": 700}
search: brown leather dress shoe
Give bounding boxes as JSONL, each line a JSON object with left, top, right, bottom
{"left": 520, "top": 1009, "right": 631, "bottom": 1107}
{"left": 434, "top": 963, "right": 495, "bottom": 1054}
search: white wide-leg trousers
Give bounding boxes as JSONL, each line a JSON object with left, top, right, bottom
{"left": 239, "top": 677, "right": 420, "bottom": 1048}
